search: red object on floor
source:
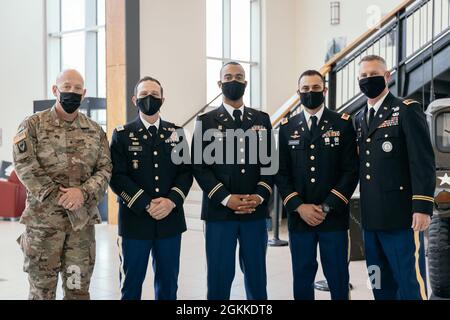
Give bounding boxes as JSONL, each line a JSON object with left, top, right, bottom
{"left": 0, "top": 171, "right": 26, "bottom": 219}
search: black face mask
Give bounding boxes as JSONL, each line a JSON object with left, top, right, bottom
{"left": 137, "top": 94, "right": 163, "bottom": 116}
{"left": 359, "top": 76, "right": 387, "bottom": 99}
{"left": 299, "top": 91, "right": 325, "bottom": 110}
{"left": 58, "top": 90, "right": 83, "bottom": 114}
{"left": 221, "top": 81, "right": 246, "bottom": 101}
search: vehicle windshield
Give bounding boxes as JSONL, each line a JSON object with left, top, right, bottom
{"left": 436, "top": 111, "right": 450, "bottom": 153}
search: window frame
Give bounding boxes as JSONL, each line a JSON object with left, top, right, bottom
{"left": 46, "top": 0, "right": 105, "bottom": 98}
{"left": 206, "top": 0, "right": 261, "bottom": 109}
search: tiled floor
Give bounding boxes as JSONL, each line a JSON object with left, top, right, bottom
{"left": 0, "top": 221, "right": 383, "bottom": 300}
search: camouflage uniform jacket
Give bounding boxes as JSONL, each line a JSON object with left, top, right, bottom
{"left": 13, "top": 106, "right": 112, "bottom": 231}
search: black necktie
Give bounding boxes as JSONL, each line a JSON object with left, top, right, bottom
{"left": 148, "top": 126, "right": 157, "bottom": 143}
{"left": 233, "top": 110, "right": 243, "bottom": 129}
{"left": 368, "top": 108, "right": 375, "bottom": 127}
{"left": 310, "top": 115, "right": 318, "bottom": 136}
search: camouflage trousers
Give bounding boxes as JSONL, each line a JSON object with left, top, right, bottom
{"left": 17, "top": 225, "right": 96, "bottom": 300}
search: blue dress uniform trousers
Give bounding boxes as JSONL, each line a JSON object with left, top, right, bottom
{"left": 289, "top": 230, "right": 350, "bottom": 300}
{"left": 118, "top": 234, "right": 182, "bottom": 300}
{"left": 364, "top": 229, "right": 427, "bottom": 300}
{"left": 205, "top": 219, "right": 268, "bottom": 300}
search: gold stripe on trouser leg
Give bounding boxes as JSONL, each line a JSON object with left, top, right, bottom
{"left": 347, "top": 230, "right": 352, "bottom": 300}
{"left": 414, "top": 231, "right": 428, "bottom": 300}
{"left": 118, "top": 236, "right": 126, "bottom": 291}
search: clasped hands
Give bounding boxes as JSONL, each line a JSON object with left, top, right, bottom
{"left": 226, "top": 194, "right": 262, "bottom": 214}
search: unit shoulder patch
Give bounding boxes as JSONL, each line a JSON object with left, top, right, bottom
{"left": 403, "top": 99, "right": 419, "bottom": 106}
{"left": 116, "top": 125, "right": 125, "bottom": 132}
{"left": 13, "top": 130, "right": 28, "bottom": 144}
{"left": 341, "top": 113, "right": 350, "bottom": 121}
{"left": 281, "top": 118, "right": 289, "bottom": 126}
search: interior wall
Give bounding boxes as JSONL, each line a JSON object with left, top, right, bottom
{"left": 139, "top": 0, "right": 206, "bottom": 129}
{"left": 0, "top": 0, "right": 46, "bottom": 163}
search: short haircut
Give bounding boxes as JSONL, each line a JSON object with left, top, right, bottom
{"left": 220, "top": 61, "right": 244, "bottom": 78}
{"left": 298, "top": 70, "right": 325, "bottom": 86}
{"left": 134, "top": 76, "right": 164, "bottom": 97}
{"left": 359, "top": 55, "right": 387, "bottom": 66}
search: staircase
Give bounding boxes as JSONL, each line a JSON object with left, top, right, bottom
{"left": 271, "top": 0, "right": 450, "bottom": 127}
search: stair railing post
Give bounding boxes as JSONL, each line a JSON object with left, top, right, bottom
{"left": 268, "top": 186, "right": 288, "bottom": 247}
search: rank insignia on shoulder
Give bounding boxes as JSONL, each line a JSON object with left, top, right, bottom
{"left": 13, "top": 130, "right": 28, "bottom": 144}
{"left": 403, "top": 99, "right": 419, "bottom": 106}
{"left": 341, "top": 113, "right": 350, "bottom": 121}
{"left": 281, "top": 118, "right": 289, "bottom": 125}
{"left": 116, "top": 125, "right": 125, "bottom": 132}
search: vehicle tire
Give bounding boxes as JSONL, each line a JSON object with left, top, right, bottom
{"left": 428, "top": 215, "right": 450, "bottom": 298}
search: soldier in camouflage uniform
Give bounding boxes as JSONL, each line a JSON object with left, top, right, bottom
{"left": 13, "top": 69, "right": 112, "bottom": 300}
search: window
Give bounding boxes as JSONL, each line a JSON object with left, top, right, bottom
{"left": 206, "top": 0, "right": 261, "bottom": 109}
{"left": 436, "top": 111, "right": 450, "bottom": 153}
{"left": 46, "top": 0, "right": 106, "bottom": 98}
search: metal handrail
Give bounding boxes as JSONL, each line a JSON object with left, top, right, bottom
{"left": 181, "top": 92, "right": 223, "bottom": 127}
{"left": 271, "top": 0, "right": 417, "bottom": 128}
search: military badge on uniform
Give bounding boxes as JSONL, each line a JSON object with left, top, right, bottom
{"left": 17, "top": 141, "right": 27, "bottom": 153}
{"left": 166, "top": 131, "right": 180, "bottom": 144}
{"left": 334, "top": 137, "right": 340, "bottom": 146}
{"left": 13, "top": 130, "right": 27, "bottom": 144}
{"left": 132, "top": 160, "right": 139, "bottom": 170}
{"left": 251, "top": 125, "right": 266, "bottom": 131}
{"left": 382, "top": 141, "right": 393, "bottom": 153}
{"left": 378, "top": 116, "right": 399, "bottom": 128}
{"left": 322, "top": 130, "right": 340, "bottom": 138}
{"left": 14, "top": 130, "right": 28, "bottom": 154}
{"left": 288, "top": 140, "right": 300, "bottom": 146}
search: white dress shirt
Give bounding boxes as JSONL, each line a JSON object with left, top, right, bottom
{"left": 140, "top": 114, "right": 160, "bottom": 130}
{"left": 366, "top": 91, "right": 389, "bottom": 123}
{"left": 303, "top": 105, "right": 325, "bottom": 130}
{"left": 223, "top": 103, "right": 245, "bottom": 121}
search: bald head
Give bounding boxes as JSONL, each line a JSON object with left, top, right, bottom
{"left": 53, "top": 69, "right": 86, "bottom": 98}
{"left": 52, "top": 69, "right": 87, "bottom": 114}
{"left": 56, "top": 69, "right": 85, "bottom": 87}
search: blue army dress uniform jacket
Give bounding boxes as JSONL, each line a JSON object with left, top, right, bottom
{"left": 354, "top": 93, "right": 436, "bottom": 231}
{"left": 276, "top": 107, "right": 359, "bottom": 232}
{"left": 192, "top": 105, "right": 274, "bottom": 221}
{"left": 110, "top": 118, "right": 193, "bottom": 240}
